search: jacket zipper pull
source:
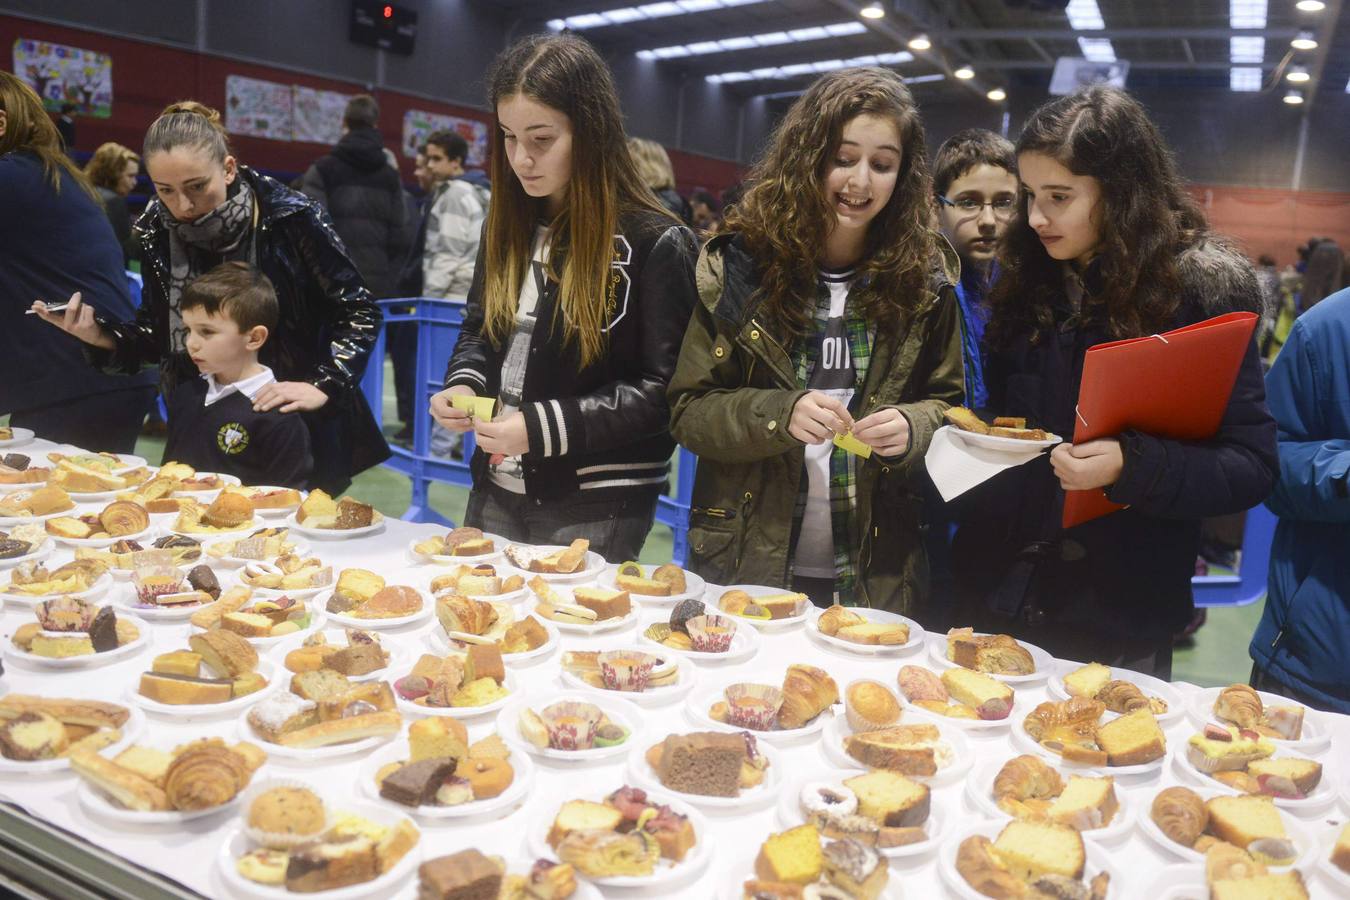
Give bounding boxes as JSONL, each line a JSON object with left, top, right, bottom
{"left": 1270, "top": 627, "right": 1286, "bottom": 652}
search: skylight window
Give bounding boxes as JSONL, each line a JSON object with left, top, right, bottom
{"left": 705, "top": 51, "right": 916, "bottom": 84}
{"left": 639, "top": 22, "right": 869, "bottom": 59}
{"left": 547, "top": 0, "right": 770, "bottom": 31}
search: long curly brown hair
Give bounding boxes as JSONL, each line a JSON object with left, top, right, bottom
{"left": 727, "top": 67, "right": 935, "bottom": 340}
{"left": 986, "top": 86, "right": 1208, "bottom": 347}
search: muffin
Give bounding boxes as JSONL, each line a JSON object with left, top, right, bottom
{"left": 845, "top": 680, "right": 902, "bottom": 731}
{"left": 246, "top": 786, "right": 327, "bottom": 848}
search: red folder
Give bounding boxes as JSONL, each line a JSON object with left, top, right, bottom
{"left": 1062, "top": 311, "right": 1259, "bottom": 529}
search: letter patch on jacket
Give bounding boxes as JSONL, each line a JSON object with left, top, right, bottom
{"left": 602, "top": 235, "right": 633, "bottom": 332}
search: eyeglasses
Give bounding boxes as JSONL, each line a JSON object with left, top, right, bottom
{"left": 937, "top": 195, "right": 1018, "bottom": 218}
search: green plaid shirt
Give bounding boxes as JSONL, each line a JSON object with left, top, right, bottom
{"left": 793, "top": 279, "right": 872, "bottom": 605}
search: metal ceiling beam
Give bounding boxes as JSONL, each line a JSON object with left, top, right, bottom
{"left": 960, "top": 58, "right": 1282, "bottom": 72}
{"left": 596, "top": 10, "right": 864, "bottom": 54}
{"left": 823, "top": 0, "right": 990, "bottom": 99}
{"left": 660, "top": 36, "right": 896, "bottom": 76}
{"left": 1026, "top": 39, "right": 1054, "bottom": 64}
{"left": 929, "top": 27, "right": 1298, "bottom": 41}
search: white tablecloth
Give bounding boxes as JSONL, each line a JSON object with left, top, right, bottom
{"left": 1, "top": 438, "right": 1346, "bottom": 898}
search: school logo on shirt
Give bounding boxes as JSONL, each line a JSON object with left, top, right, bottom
{"left": 217, "top": 423, "right": 249, "bottom": 455}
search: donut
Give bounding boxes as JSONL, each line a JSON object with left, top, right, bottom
{"left": 455, "top": 757, "right": 513, "bottom": 799}
{"left": 800, "top": 781, "right": 858, "bottom": 820}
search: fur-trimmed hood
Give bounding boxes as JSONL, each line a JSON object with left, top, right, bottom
{"left": 1177, "top": 237, "right": 1268, "bottom": 319}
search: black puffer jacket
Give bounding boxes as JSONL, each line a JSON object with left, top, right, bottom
{"left": 93, "top": 166, "right": 389, "bottom": 493}
{"left": 950, "top": 240, "right": 1278, "bottom": 645}
{"left": 444, "top": 208, "right": 699, "bottom": 502}
{"left": 299, "top": 128, "right": 408, "bottom": 298}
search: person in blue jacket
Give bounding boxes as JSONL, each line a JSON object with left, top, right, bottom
{"left": 1248, "top": 287, "right": 1350, "bottom": 713}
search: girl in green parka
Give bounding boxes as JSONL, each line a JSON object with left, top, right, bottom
{"left": 668, "top": 67, "right": 964, "bottom": 615}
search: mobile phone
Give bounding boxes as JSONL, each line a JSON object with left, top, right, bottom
{"left": 25, "top": 302, "right": 70, "bottom": 316}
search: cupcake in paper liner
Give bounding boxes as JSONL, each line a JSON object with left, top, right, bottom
{"left": 843, "top": 679, "right": 902, "bottom": 732}
{"left": 598, "top": 650, "right": 657, "bottom": 692}
{"left": 540, "top": 700, "right": 603, "bottom": 750}
{"left": 685, "top": 614, "right": 736, "bottom": 653}
{"left": 240, "top": 777, "right": 334, "bottom": 850}
{"left": 724, "top": 683, "right": 783, "bottom": 731}
{"left": 131, "top": 564, "right": 184, "bottom": 606}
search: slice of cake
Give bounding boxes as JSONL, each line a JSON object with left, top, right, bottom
{"left": 545, "top": 800, "right": 623, "bottom": 849}
{"left": 1205, "top": 795, "right": 1287, "bottom": 851}
{"left": 1062, "top": 662, "right": 1111, "bottom": 699}
{"left": 1331, "top": 822, "right": 1350, "bottom": 875}
{"left": 1209, "top": 871, "right": 1309, "bottom": 900}
{"left": 842, "top": 725, "right": 944, "bottom": 776}
{"left": 1187, "top": 725, "right": 1275, "bottom": 774}
{"left": 1047, "top": 775, "right": 1118, "bottom": 831}
{"left": 941, "top": 668, "right": 1014, "bottom": 720}
{"left": 655, "top": 732, "right": 746, "bottom": 798}
{"left": 841, "top": 770, "right": 930, "bottom": 827}
{"left": 1245, "top": 757, "right": 1322, "bottom": 798}
{"left": 571, "top": 587, "right": 630, "bottom": 621}
{"left": 754, "top": 825, "right": 822, "bottom": 886}
{"left": 821, "top": 839, "right": 888, "bottom": 900}
{"left": 990, "top": 820, "right": 1085, "bottom": 882}
{"left": 417, "top": 849, "right": 503, "bottom": 899}
{"left": 1095, "top": 708, "right": 1165, "bottom": 766}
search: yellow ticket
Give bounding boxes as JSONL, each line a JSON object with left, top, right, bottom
{"left": 832, "top": 430, "right": 873, "bottom": 458}
{"left": 450, "top": 395, "right": 496, "bottom": 421}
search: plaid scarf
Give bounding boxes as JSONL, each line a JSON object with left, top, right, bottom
{"left": 793, "top": 278, "right": 872, "bottom": 605}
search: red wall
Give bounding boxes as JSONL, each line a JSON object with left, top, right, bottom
{"left": 1, "top": 14, "right": 744, "bottom": 192}
{"left": 1190, "top": 184, "right": 1350, "bottom": 267}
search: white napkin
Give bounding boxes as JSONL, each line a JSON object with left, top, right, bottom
{"left": 924, "top": 425, "right": 1047, "bottom": 501}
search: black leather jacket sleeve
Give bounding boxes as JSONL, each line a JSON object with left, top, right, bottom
{"left": 554, "top": 225, "right": 699, "bottom": 455}
{"left": 442, "top": 237, "right": 495, "bottom": 395}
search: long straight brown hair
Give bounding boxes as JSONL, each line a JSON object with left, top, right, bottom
{"left": 483, "top": 34, "right": 671, "bottom": 368}
{"left": 0, "top": 71, "right": 99, "bottom": 202}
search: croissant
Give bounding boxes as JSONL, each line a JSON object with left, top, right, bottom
{"left": 816, "top": 604, "right": 864, "bottom": 637}
{"left": 435, "top": 594, "right": 497, "bottom": 636}
{"left": 1097, "top": 680, "right": 1150, "bottom": 714}
{"left": 1214, "top": 684, "right": 1263, "bottom": 729}
{"left": 1023, "top": 697, "right": 1104, "bottom": 742}
{"left": 955, "top": 835, "right": 1024, "bottom": 900}
{"left": 98, "top": 500, "right": 150, "bottom": 537}
{"left": 897, "top": 665, "right": 947, "bottom": 703}
{"left": 993, "top": 754, "right": 1065, "bottom": 803}
{"left": 1204, "top": 842, "right": 1267, "bottom": 883}
{"left": 163, "top": 744, "right": 252, "bottom": 811}
{"left": 1150, "top": 786, "right": 1208, "bottom": 847}
{"left": 777, "top": 664, "right": 839, "bottom": 729}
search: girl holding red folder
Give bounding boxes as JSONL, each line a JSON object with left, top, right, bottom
{"left": 949, "top": 86, "right": 1277, "bottom": 678}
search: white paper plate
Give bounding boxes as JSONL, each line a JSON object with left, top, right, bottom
{"left": 77, "top": 776, "right": 247, "bottom": 825}
{"left": 53, "top": 525, "right": 156, "bottom": 549}
{"left": 237, "top": 713, "right": 399, "bottom": 762}
{"left": 173, "top": 472, "right": 242, "bottom": 494}
{"left": 901, "top": 681, "right": 1024, "bottom": 732}
{"left": 927, "top": 631, "right": 1053, "bottom": 684}
{"left": 1049, "top": 660, "right": 1185, "bottom": 727}
{"left": 0, "top": 571, "right": 113, "bottom": 607}
{"left": 191, "top": 610, "right": 326, "bottom": 649}
{"left": 716, "top": 846, "right": 903, "bottom": 900}
{"left": 1185, "top": 686, "right": 1332, "bottom": 754}
{"left": 0, "top": 477, "right": 51, "bottom": 493}
{"left": 637, "top": 615, "right": 761, "bottom": 665}
{"left": 1138, "top": 865, "right": 1208, "bottom": 900}
{"left": 55, "top": 487, "right": 133, "bottom": 503}
{"left": 939, "top": 820, "right": 1122, "bottom": 900}
{"left": 963, "top": 756, "right": 1137, "bottom": 843}
{"left": 217, "top": 799, "right": 420, "bottom": 899}
{"left": 0, "top": 508, "right": 76, "bottom": 527}
{"left": 1169, "top": 744, "right": 1337, "bottom": 814}
{"left": 822, "top": 714, "right": 974, "bottom": 788}
{"left": 707, "top": 584, "right": 810, "bottom": 631}
{"left": 1011, "top": 717, "right": 1169, "bottom": 777}
{"left": 684, "top": 682, "right": 835, "bottom": 747}
{"left": 947, "top": 424, "right": 1062, "bottom": 452}
{"left": 406, "top": 532, "right": 507, "bottom": 565}
{"left": 325, "top": 592, "right": 433, "bottom": 631}
{"left": 169, "top": 515, "right": 266, "bottom": 539}
{"left": 244, "top": 578, "right": 334, "bottom": 601}
{"left": 501, "top": 547, "right": 606, "bottom": 583}
{"left": 0, "top": 540, "right": 52, "bottom": 570}
{"left": 233, "top": 486, "right": 305, "bottom": 518}
{"left": 394, "top": 669, "right": 516, "bottom": 720}
{"left": 423, "top": 571, "right": 529, "bottom": 606}
{"left": 4, "top": 611, "right": 149, "bottom": 669}
{"left": 0, "top": 705, "right": 144, "bottom": 775}
{"left": 426, "top": 616, "right": 560, "bottom": 667}
{"left": 389, "top": 862, "right": 603, "bottom": 900}
{"left": 112, "top": 579, "right": 217, "bottom": 620}
{"left": 561, "top": 653, "right": 698, "bottom": 708}
{"left": 358, "top": 741, "right": 534, "bottom": 820}
{"left": 628, "top": 734, "right": 780, "bottom": 811}
{"left": 1319, "top": 824, "right": 1350, "bottom": 894}
{"left": 48, "top": 448, "right": 146, "bottom": 474}
{"left": 202, "top": 536, "right": 311, "bottom": 568}
{"left": 283, "top": 512, "right": 387, "bottom": 540}
{"left": 269, "top": 628, "right": 409, "bottom": 684}
{"left": 527, "top": 789, "right": 711, "bottom": 890}
{"left": 594, "top": 564, "right": 707, "bottom": 606}
{"left": 1138, "top": 782, "right": 1314, "bottom": 868}
{"left": 806, "top": 604, "right": 925, "bottom": 655}
{"left": 0, "top": 428, "right": 35, "bottom": 448}
{"left": 535, "top": 603, "right": 639, "bottom": 636}
{"left": 775, "top": 769, "right": 951, "bottom": 859}
{"left": 497, "top": 691, "right": 644, "bottom": 763}
{"left": 127, "top": 658, "right": 281, "bottom": 719}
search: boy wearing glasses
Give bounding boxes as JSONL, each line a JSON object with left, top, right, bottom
{"left": 932, "top": 129, "right": 1018, "bottom": 410}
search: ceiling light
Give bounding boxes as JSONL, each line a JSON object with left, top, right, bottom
{"left": 954, "top": 65, "right": 975, "bottom": 79}
{"left": 861, "top": 2, "right": 885, "bottom": 19}
{"left": 1294, "top": 0, "right": 1325, "bottom": 11}
{"left": 1290, "top": 31, "right": 1318, "bottom": 50}
{"left": 907, "top": 34, "right": 931, "bottom": 50}
{"left": 1283, "top": 90, "right": 1304, "bottom": 104}
{"left": 987, "top": 87, "right": 1006, "bottom": 101}
{"left": 1286, "top": 66, "right": 1310, "bottom": 83}
{"left": 1066, "top": 0, "right": 1106, "bottom": 30}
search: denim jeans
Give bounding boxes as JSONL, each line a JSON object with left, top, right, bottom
{"left": 464, "top": 481, "right": 658, "bottom": 563}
